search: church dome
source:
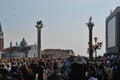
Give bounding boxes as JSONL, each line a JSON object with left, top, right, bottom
{"left": 20, "top": 38, "right": 27, "bottom": 46}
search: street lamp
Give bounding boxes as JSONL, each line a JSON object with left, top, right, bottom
{"left": 36, "top": 21, "right": 43, "bottom": 59}
{"left": 86, "top": 17, "right": 94, "bottom": 60}
{"left": 93, "top": 37, "right": 102, "bottom": 61}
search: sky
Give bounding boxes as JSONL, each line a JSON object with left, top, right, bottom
{"left": 0, "top": 0, "right": 120, "bottom": 57}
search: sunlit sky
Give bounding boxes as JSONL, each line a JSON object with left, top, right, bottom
{"left": 0, "top": 0, "right": 120, "bottom": 57}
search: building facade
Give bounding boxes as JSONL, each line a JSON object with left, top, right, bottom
{"left": 106, "top": 6, "right": 120, "bottom": 54}
{"left": 41, "top": 49, "right": 75, "bottom": 59}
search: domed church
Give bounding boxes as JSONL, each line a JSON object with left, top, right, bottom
{"left": 20, "top": 38, "right": 27, "bottom": 46}
{"left": 1, "top": 38, "right": 37, "bottom": 59}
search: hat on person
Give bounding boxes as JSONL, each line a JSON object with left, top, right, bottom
{"left": 74, "top": 56, "right": 86, "bottom": 64}
{"left": 56, "top": 73, "right": 63, "bottom": 77}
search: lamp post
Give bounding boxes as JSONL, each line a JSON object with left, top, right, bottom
{"left": 86, "top": 17, "right": 94, "bottom": 60}
{"left": 93, "top": 37, "right": 102, "bottom": 61}
{"left": 36, "top": 21, "right": 43, "bottom": 59}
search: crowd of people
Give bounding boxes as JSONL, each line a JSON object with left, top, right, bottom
{"left": 0, "top": 55, "right": 119, "bottom": 80}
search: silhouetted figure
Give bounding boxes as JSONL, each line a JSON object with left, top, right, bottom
{"left": 37, "top": 62, "right": 44, "bottom": 80}
{"left": 69, "top": 56, "right": 87, "bottom": 80}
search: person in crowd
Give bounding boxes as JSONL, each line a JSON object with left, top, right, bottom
{"left": 37, "top": 61, "right": 44, "bottom": 80}
{"left": 0, "top": 64, "right": 8, "bottom": 80}
{"left": 25, "top": 65, "right": 34, "bottom": 80}
{"left": 62, "top": 57, "right": 73, "bottom": 80}
{"left": 30, "top": 60, "right": 38, "bottom": 80}
{"left": 69, "top": 56, "right": 87, "bottom": 80}
{"left": 47, "top": 70, "right": 57, "bottom": 80}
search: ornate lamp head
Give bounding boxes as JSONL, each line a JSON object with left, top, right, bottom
{"left": 97, "top": 42, "right": 102, "bottom": 49}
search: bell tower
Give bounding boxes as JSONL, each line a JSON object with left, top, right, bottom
{"left": 0, "top": 22, "right": 4, "bottom": 51}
